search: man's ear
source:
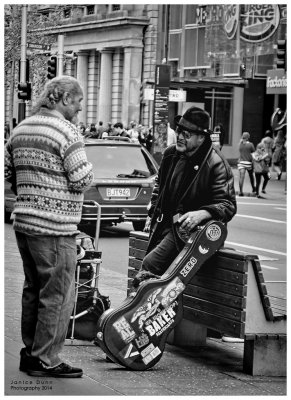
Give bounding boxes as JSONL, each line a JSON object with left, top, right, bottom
{"left": 62, "top": 92, "right": 70, "bottom": 105}
{"left": 198, "top": 135, "right": 205, "bottom": 145}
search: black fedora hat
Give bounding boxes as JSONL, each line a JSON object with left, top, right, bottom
{"left": 174, "top": 106, "right": 211, "bottom": 134}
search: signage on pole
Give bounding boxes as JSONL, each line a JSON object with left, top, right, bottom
{"left": 169, "top": 90, "right": 187, "bottom": 102}
{"left": 153, "top": 64, "right": 171, "bottom": 162}
{"left": 266, "top": 69, "right": 287, "bottom": 95}
{"left": 27, "top": 42, "right": 51, "bottom": 51}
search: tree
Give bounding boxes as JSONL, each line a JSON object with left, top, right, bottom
{"left": 4, "top": 5, "right": 67, "bottom": 130}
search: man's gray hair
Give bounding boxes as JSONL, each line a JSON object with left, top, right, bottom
{"left": 32, "top": 75, "right": 82, "bottom": 114}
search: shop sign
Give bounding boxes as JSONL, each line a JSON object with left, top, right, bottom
{"left": 168, "top": 90, "right": 186, "bottom": 102}
{"left": 240, "top": 4, "right": 280, "bottom": 42}
{"left": 223, "top": 4, "right": 281, "bottom": 43}
{"left": 266, "top": 69, "right": 287, "bottom": 95}
{"left": 223, "top": 4, "right": 240, "bottom": 40}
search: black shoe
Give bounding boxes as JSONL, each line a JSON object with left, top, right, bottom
{"left": 238, "top": 192, "right": 244, "bottom": 196}
{"left": 19, "top": 347, "right": 31, "bottom": 372}
{"left": 261, "top": 190, "right": 266, "bottom": 194}
{"left": 27, "top": 359, "right": 83, "bottom": 378}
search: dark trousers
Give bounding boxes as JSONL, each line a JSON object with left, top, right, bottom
{"left": 255, "top": 172, "right": 270, "bottom": 195}
{"left": 141, "top": 226, "right": 179, "bottom": 276}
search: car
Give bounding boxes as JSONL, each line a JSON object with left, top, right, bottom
{"left": 5, "top": 137, "right": 159, "bottom": 233}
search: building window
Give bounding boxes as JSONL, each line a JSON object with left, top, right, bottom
{"left": 184, "top": 26, "right": 208, "bottom": 68}
{"left": 63, "top": 8, "right": 71, "bottom": 19}
{"left": 86, "top": 5, "right": 95, "bottom": 15}
{"left": 205, "top": 88, "right": 233, "bottom": 145}
{"left": 112, "top": 5, "right": 121, "bottom": 11}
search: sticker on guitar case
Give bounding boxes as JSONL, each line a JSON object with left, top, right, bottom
{"left": 113, "top": 316, "right": 136, "bottom": 343}
{"left": 144, "top": 302, "right": 177, "bottom": 337}
{"left": 206, "top": 224, "right": 222, "bottom": 241}
{"left": 142, "top": 346, "right": 161, "bottom": 365}
{"left": 161, "top": 277, "right": 185, "bottom": 307}
{"left": 180, "top": 256, "right": 198, "bottom": 278}
{"left": 135, "top": 333, "right": 150, "bottom": 348}
{"left": 120, "top": 343, "right": 140, "bottom": 360}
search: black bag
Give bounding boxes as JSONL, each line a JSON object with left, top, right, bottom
{"left": 66, "top": 288, "right": 111, "bottom": 341}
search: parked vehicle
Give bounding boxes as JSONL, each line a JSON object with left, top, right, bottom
{"left": 5, "top": 137, "right": 159, "bottom": 232}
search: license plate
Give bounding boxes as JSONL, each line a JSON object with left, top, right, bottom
{"left": 106, "top": 188, "right": 131, "bottom": 197}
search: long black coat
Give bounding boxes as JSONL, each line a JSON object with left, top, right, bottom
{"left": 147, "top": 143, "right": 237, "bottom": 253}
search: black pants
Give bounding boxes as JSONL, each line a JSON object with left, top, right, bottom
{"left": 255, "top": 172, "right": 270, "bottom": 195}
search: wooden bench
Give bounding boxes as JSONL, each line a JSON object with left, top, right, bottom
{"left": 128, "top": 231, "right": 286, "bottom": 376}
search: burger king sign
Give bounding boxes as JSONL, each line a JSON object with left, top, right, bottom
{"left": 224, "top": 4, "right": 281, "bottom": 43}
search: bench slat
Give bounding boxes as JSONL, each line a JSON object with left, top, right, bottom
{"left": 183, "top": 306, "right": 245, "bottom": 338}
{"left": 190, "top": 275, "right": 247, "bottom": 297}
{"left": 129, "top": 257, "right": 142, "bottom": 270}
{"left": 204, "top": 255, "right": 248, "bottom": 273}
{"left": 129, "top": 237, "right": 149, "bottom": 251}
{"left": 183, "top": 294, "right": 246, "bottom": 322}
{"left": 129, "top": 247, "right": 147, "bottom": 260}
{"left": 185, "top": 284, "right": 246, "bottom": 310}
{"left": 196, "top": 268, "right": 248, "bottom": 285}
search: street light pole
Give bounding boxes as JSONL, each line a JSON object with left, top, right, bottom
{"left": 57, "top": 34, "right": 64, "bottom": 76}
{"left": 18, "top": 4, "right": 28, "bottom": 123}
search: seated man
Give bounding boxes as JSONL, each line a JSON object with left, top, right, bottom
{"left": 133, "top": 106, "right": 237, "bottom": 286}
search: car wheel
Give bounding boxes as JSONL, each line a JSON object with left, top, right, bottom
{"left": 132, "top": 220, "right": 145, "bottom": 231}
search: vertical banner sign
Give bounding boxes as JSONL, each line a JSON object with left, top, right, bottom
{"left": 153, "top": 65, "right": 170, "bottom": 162}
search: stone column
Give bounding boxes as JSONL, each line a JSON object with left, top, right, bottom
{"left": 76, "top": 52, "right": 89, "bottom": 125}
{"left": 98, "top": 50, "right": 113, "bottom": 124}
{"left": 122, "top": 46, "right": 143, "bottom": 126}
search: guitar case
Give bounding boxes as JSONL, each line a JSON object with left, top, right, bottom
{"left": 95, "top": 220, "right": 227, "bottom": 370}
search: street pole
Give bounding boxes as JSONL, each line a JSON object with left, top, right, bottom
{"left": 18, "top": 4, "right": 28, "bottom": 123}
{"left": 57, "top": 34, "right": 64, "bottom": 76}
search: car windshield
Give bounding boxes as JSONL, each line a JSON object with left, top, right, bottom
{"left": 85, "top": 145, "right": 157, "bottom": 179}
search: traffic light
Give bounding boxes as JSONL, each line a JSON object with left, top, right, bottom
{"left": 276, "top": 39, "right": 286, "bottom": 70}
{"left": 17, "top": 82, "right": 31, "bottom": 101}
{"left": 240, "top": 63, "right": 246, "bottom": 78}
{"left": 47, "top": 56, "right": 57, "bottom": 79}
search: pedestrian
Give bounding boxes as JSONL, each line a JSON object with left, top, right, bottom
{"left": 237, "top": 132, "right": 256, "bottom": 196}
{"left": 107, "top": 121, "right": 114, "bottom": 136}
{"left": 167, "top": 122, "right": 177, "bottom": 146}
{"left": 78, "top": 122, "right": 86, "bottom": 135}
{"left": 145, "top": 126, "right": 154, "bottom": 152}
{"left": 4, "top": 75, "right": 94, "bottom": 378}
{"left": 132, "top": 106, "right": 236, "bottom": 284}
{"left": 96, "top": 121, "right": 106, "bottom": 138}
{"left": 113, "top": 122, "right": 129, "bottom": 137}
{"left": 128, "top": 121, "right": 139, "bottom": 143}
{"left": 272, "top": 129, "right": 286, "bottom": 180}
{"left": 210, "top": 123, "right": 225, "bottom": 150}
{"left": 137, "top": 124, "right": 146, "bottom": 146}
{"left": 261, "top": 129, "right": 274, "bottom": 162}
{"left": 251, "top": 143, "right": 271, "bottom": 197}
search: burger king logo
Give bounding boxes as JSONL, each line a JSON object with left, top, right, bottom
{"left": 223, "top": 4, "right": 281, "bottom": 43}
{"left": 240, "top": 4, "right": 280, "bottom": 43}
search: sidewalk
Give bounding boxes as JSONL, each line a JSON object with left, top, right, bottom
{"left": 4, "top": 170, "right": 287, "bottom": 396}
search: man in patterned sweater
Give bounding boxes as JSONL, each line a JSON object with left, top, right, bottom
{"left": 5, "top": 76, "right": 93, "bottom": 378}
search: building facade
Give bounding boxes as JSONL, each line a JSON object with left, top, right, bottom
{"left": 162, "top": 4, "right": 287, "bottom": 161}
{"left": 6, "top": 4, "right": 287, "bottom": 162}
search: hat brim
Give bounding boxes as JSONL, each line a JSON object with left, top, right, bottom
{"left": 174, "top": 115, "right": 210, "bottom": 135}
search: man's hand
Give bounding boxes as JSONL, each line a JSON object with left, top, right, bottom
{"left": 132, "top": 270, "right": 160, "bottom": 288}
{"left": 143, "top": 216, "right": 152, "bottom": 232}
{"left": 178, "top": 210, "right": 212, "bottom": 232}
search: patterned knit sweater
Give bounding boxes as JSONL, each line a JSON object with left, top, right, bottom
{"left": 4, "top": 108, "right": 94, "bottom": 236}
